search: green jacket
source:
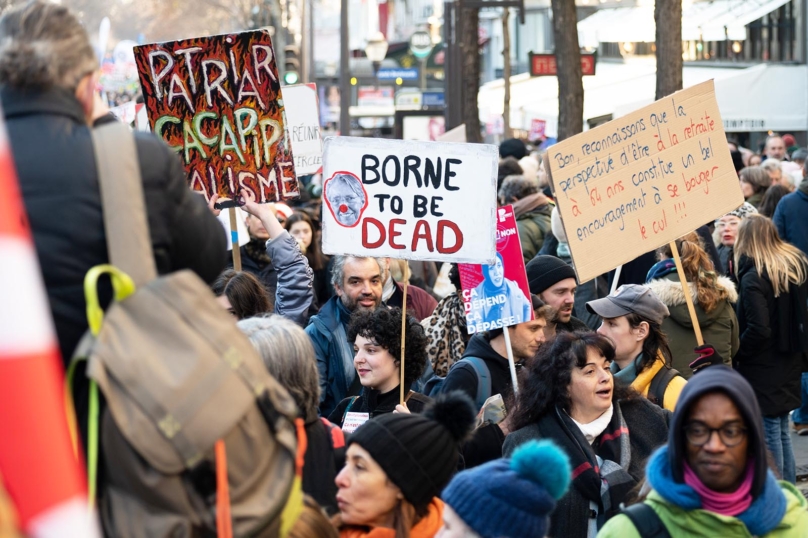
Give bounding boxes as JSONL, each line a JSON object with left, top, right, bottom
{"left": 513, "top": 198, "right": 552, "bottom": 264}
{"left": 645, "top": 273, "right": 739, "bottom": 379}
{"left": 597, "top": 482, "right": 808, "bottom": 538}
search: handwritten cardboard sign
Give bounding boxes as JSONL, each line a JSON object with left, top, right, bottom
{"left": 282, "top": 83, "right": 323, "bottom": 176}
{"left": 321, "top": 137, "right": 497, "bottom": 264}
{"left": 458, "top": 205, "right": 534, "bottom": 334}
{"left": 134, "top": 30, "right": 299, "bottom": 206}
{"left": 547, "top": 80, "right": 743, "bottom": 283}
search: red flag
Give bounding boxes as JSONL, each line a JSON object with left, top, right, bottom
{"left": 0, "top": 110, "right": 99, "bottom": 536}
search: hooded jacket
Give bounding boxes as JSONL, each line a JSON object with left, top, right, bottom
{"left": 599, "top": 366, "right": 808, "bottom": 537}
{"left": 440, "top": 333, "right": 513, "bottom": 410}
{"left": 773, "top": 181, "right": 808, "bottom": 257}
{"left": 512, "top": 193, "right": 553, "bottom": 264}
{"left": 645, "top": 273, "right": 739, "bottom": 379}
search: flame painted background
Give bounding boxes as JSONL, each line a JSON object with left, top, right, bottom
{"left": 134, "top": 30, "right": 299, "bottom": 204}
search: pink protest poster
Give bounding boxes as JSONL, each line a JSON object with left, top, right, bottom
{"left": 459, "top": 205, "right": 533, "bottom": 334}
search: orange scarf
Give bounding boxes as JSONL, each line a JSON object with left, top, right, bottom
{"left": 340, "top": 498, "right": 444, "bottom": 538}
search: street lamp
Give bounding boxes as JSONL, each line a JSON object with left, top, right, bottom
{"left": 365, "top": 31, "right": 388, "bottom": 89}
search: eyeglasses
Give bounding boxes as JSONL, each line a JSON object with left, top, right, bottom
{"left": 684, "top": 422, "right": 747, "bottom": 447}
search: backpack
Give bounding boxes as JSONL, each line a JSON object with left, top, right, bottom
{"left": 647, "top": 366, "right": 681, "bottom": 408}
{"left": 68, "top": 122, "right": 302, "bottom": 537}
{"left": 424, "top": 356, "right": 492, "bottom": 410}
{"left": 622, "top": 503, "right": 672, "bottom": 538}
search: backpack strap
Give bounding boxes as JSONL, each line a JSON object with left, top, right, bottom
{"left": 462, "top": 357, "right": 491, "bottom": 409}
{"left": 621, "top": 503, "right": 671, "bottom": 538}
{"left": 648, "top": 367, "right": 680, "bottom": 408}
{"left": 341, "top": 396, "right": 360, "bottom": 425}
{"left": 91, "top": 121, "right": 157, "bottom": 287}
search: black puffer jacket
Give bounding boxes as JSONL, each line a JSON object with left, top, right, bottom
{"left": 734, "top": 256, "right": 805, "bottom": 416}
{"left": 3, "top": 86, "right": 227, "bottom": 364}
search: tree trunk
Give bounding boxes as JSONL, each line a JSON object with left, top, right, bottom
{"left": 502, "top": 8, "right": 511, "bottom": 139}
{"left": 550, "top": 0, "right": 583, "bottom": 141}
{"left": 459, "top": 1, "right": 482, "bottom": 143}
{"left": 655, "top": 0, "right": 683, "bottom": 99}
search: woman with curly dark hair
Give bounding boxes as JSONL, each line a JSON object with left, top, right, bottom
{"left": 503, "top": 332, "right": 669, "bottom": 538}
{"left": 328, "top": 307, "right": 431, "bottom": 431}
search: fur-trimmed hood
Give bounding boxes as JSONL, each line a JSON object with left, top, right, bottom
{"left": 647, "top": 274, "right": 738, "bottom": 306}
{"left": 646, "top": 274, "right": 738, "bottom": 329}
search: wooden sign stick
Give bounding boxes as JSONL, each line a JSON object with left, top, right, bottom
{"left": 669, "top": 240, "right": 704, "bottom": 346}
{"left": 228, "top": 206, "right": 242, "bottom": 271}
{"left": 400, "top": 262, "right": 410, "bottom": 405}
{"left": 503, "top": 327, "right": 519, "bottom": 396}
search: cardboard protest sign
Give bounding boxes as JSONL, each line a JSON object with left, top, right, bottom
{"left": 282, "top": 83, "right": 323, "bottom": 176}
{"left": 321, "top": 137, "right": 498, "bottom": 264}
{"left": 458, "top": 205, "right": 534, "bottom": 334}
{"left": 134, "top": 30, "right": 298, "bottom": 206}
{"left": 547, "top": 80, "right": 743, "bottom": 283}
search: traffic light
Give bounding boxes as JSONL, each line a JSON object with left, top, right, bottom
{"left": 283, "top": 45, "right": 300, "bottom": 85}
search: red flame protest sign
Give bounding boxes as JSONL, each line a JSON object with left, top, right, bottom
{"left": 134, "top": 30, "right": 299, "bottom": 206}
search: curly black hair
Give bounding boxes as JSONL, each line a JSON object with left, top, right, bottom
{"left": 510, "top": 331, "right": 636, "bottom": 431}
{"left": 348, "top": 307, "right": 428, "bottom": 388}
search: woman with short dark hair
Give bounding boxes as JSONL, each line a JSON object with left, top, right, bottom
{"left": 504, "top": 332, "right": 669, "bottom": 538}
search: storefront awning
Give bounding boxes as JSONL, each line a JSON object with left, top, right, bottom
{"left": 578, "top": 0, "right": 792, "bottom": 46}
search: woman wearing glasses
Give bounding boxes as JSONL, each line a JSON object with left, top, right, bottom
{"left": 599, "top": 367, "right": 808, "bottom": 537}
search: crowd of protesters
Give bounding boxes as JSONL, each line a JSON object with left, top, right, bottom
{"left": 3, "top": 1, "right": 808, "bottom": 537}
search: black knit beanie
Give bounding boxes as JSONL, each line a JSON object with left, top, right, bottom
{"left": 526, "top": 255, "right": 577, "bottom": 295}
{"left": 668, "top": 366, "right": 768, "bottom": 498}
{"left": 499, "top": 138, "right": 527, "bottom": 160}
{"left": 347, "top": 392, "right": 476, "bottom": 512}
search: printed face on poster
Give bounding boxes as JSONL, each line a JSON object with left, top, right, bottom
{"left": 321, "top": 137, "right": 498, "bottom": 264}
{"left": 134, "top": 30, "right": 299, "bottom": 206}
{"left": 458, "top": 205, "right": 533, "bottom": 334}
{"left": 547, "top": 80, "right": 744, "bottom": 283}
{"left": 282, "top": 83, "right": 323, "bottom": 176}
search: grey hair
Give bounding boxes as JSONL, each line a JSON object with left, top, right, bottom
{"left": 330, "top": 255, "right": 385, "bottom": 290}
{"left": 760, "top": 159, "right": 782, "bottom": 174}
{"left": 237, "top": 315, "right": 320, "bottom": 422}
{"left": 498, "top": 174, "right": 538, "bottom": 204}
{"left": 0, "top": 1, "right": 98, "bottom": 90}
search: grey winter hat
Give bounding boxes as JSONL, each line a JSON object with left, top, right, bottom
{"left": 586, "top": 284, "right": 670, "bottom": 325}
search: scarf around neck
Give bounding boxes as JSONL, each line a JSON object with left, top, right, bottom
{"left": 571, "top": 405, "right": 614, "bottom": 444}
{"left": 683, "top": 461, "right": 753, "bottom": 516}
{"left": 646, "top": 446, "right": 787, "bottom": 536}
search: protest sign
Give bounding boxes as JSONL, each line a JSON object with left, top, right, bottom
{"left": 134, "top": 30, "right": 298, "bottom": 207}
{"left": 547, "top": 80, "right": 743, "bottom": 284}
{"left": 321, "top": 136, "right": 498, "bottom": 264}
{"left": 458, "top": 205, "right": 534, "bottom": 334}
{"left": 282, "top": 83, "right": 323, "bottom": 176}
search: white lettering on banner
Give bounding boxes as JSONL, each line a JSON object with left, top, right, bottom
{"left": 321, "top": 136, "right": 498, "bottom": 264}
{"left": 342, "top": 412, "right": 369, "bottom": 434}
{"left": 547, "top": 80, "right": 744, "bottom": 284}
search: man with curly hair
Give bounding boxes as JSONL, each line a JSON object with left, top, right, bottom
{"left": 328, "top": 307, "right": 432, "bottom": 431}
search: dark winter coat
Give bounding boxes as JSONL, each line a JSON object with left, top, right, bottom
{"left": 439, "top": 333, "right": 514, "bottom": 410}
{"left": 302, "top": 418, "right": 342, "bottom": 514}
{"left": 773, "top": 182, "right": 808, "bottom": 257}
{"left": 646, "top": 273, "right": 739, "bottom": 379}
{"left": 734, "top": 256, "right": 805, "bottom": 416}
{"left": 503, "top": 397, "right": 670, "bottom": 538}
{"left": 3, "top": 86, "right": 226, "bottom": 364}
{"left": 328, "top": 384, "right": 431, "bottom": 428}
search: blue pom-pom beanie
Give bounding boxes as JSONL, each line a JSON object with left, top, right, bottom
{"left": 441, "top": 440, "right": 571, "bottom": 538}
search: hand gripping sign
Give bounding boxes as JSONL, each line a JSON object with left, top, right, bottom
{"left": 321, "top": 136, "right": 498, "bottom": 264}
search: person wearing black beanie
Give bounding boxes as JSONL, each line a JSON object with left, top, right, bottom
{"left": 335, "top": 392, "right": 476, "bottom": 538}
{"left": 599, "top": 366, "right": 808, "bottom": 537}
{"left": 525, "top": 255, "right": 588, "bottom": 333}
